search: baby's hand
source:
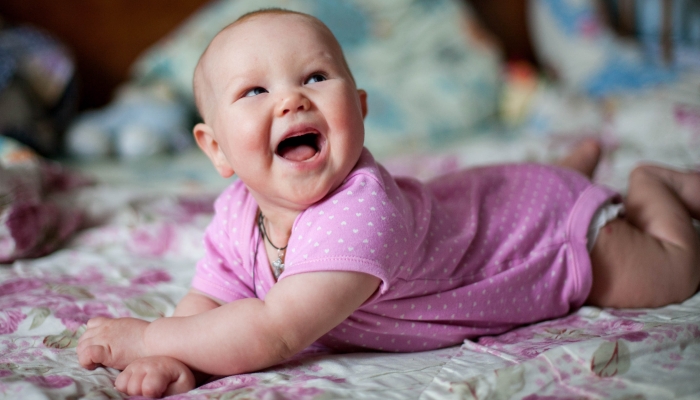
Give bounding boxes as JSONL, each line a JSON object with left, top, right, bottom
{"left": 115, "top": 356, "right": 195, "bottom": 398}
{"left": 77, "top": 317, "right": 149, "bottom": 370}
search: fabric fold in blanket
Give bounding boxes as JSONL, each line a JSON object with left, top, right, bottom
{"left": 0, "top": 136, "right": 89, "bottom": 263}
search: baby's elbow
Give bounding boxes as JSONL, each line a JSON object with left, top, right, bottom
{"left": 271, "top": 332, "right": 303, "bottom": 362}
{"left": 239, "top": 329, "right": 304, "bottom": 372}
{"left": 215, "top": 336, "right": 299, "bottom": 376}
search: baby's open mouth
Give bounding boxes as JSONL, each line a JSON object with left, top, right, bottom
{"left": 276, "top": 133, "right": 321, "bottom": 162}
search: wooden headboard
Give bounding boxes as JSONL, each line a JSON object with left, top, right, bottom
{"left": 0, "top": 0, "right": 533, "bottom": 111}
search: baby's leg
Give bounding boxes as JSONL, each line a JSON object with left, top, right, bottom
{"left": 555, "top": 138, "right": 602, "bottom": 179}
{"left": 587, "top": 165, "right": 700, "bottom": 308}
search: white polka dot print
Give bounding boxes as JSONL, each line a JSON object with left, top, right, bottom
{"left": 192, "top": 149, "right": 619, "bottom": 353}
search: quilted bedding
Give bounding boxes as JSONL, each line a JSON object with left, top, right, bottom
{"left": 2, "top": 86, "right": 700, "bottom": 398}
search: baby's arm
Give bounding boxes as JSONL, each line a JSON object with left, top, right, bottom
{"left": 77, "top": 288, "right": 222, "bottom": 371}
{"left": 172, "top": 288, "right": 223, "bottom": 317}
{"left": 79, "top": 271, "right": 380, "bottom": 375}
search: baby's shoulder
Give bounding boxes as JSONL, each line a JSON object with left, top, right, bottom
{"left": 213, "top": 180, "right": 249, "bottom": 210}
{"left": 210, "top": 179, "right": 257, "bottom": 226}
{"left": 330, "top": 168, "right": 392, "bottom": 205}
{"left": 294, "top": 168, "right": 401, "bottom": 234}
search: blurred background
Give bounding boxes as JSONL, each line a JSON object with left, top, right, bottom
{"left": 0, "top": 0, "right": 535, "bottom": 112}
{"left": 0, "top": 0, "right": 537, "bottom": 159}
{"left": 0, "top": 0, "right": 697, "bottom": 162}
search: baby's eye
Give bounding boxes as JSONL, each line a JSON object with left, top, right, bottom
{"left": 244, "top": 87, "right": 268, "bottom": 97}
{"left": 305, "top": 74, "right": 327, "bottom": 84}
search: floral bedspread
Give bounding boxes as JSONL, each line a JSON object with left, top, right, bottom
{"left": 1, "top": 181, "right": 699, "bottom": 399}
{"left": 0, "top": 146, "right": 698, "bottom": 400}
{"left": 3, "top": 80, "right": 700, "bottom": 398}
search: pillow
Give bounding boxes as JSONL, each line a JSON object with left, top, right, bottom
{"left": 529, "top": 0, "right": 676, "bottom": 98}
{"left": 130, "top": 0, "right": 502, "bottom": 157}
{"left": 0, "top": 136, "right": 89, "bottom": 263}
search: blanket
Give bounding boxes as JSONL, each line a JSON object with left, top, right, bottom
{"left": 2, "top": 111, "right": 700, "bottom": 397}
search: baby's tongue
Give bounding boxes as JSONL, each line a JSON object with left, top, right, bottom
{"left": 278, "top": 143, "right": 316, "bottom": 161}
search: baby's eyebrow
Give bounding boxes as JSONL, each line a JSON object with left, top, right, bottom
{"left": 223, "top": 73, "right": 258, "bottom": 94}
{"left": 216, "top": 79, "right": 246, "bottom": 104}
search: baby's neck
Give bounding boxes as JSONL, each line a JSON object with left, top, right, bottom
{"left": 257, "top": 206, "right": 298, "bottom": 249}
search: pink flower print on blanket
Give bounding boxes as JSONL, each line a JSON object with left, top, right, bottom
{"left": 54, "top": 303, "right": 112, "bottom": 332}
{"left": 201, "top": 377, "right": 325, "bottom": 399}
{"left": 200, "top": 375, "right": 260, "bottom": 391}
{"left": 130, "top": 269, "right": 171, "bottom": 285}
{"left": 0, "top": 310, "right": 26, "bottom": 334}
{"left": 128, "top": 223, "right": 176, "bottom": 257}
{"left": 477, "top": 313, "right": 652, "bottom": 360}
{"left": 0, "top": 158, "right": 90, "bottom": 263}
{"left": 25, "top": 375, "right": 74, "bottom": 389}
{"left": 0, "top": 278, "right": 43, "bottom": 296}
{"left": 0, "top": 269, "right": 171, "bottom": 333}
{"left": 200, "top": 364, "right": 336, "bottom": 398}
{"left": 177, "top": 196, "right": 215, "bottom": 218}
{"left": 2, "top": 202, "right": 83, "bottom": 263}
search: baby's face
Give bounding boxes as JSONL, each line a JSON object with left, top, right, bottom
{"left": 199, "top": 13, "right": 367, "bottom": 211}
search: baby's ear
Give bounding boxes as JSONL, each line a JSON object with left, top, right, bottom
{"left": 193, "top": 123, "right": 234, "bottom": 178}
{"left": 357, "top": 89, "right": 368, "bottom": 119}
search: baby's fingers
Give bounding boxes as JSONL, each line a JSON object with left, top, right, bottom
{"left": 124, "top": 369, "right": 154, "bottom": 398}
{"left": 77, "top": 344, "right": 109, "bottom": 370}
{"left": 86, "top": 317, "right": 109, "bottom": 329}
{"left": 118, "top": 369, "right": 170, "bottom": 398}
{"left": 141, "top": 373, "right": 174, "bottom": 398}
{"left": 114, "top": 369, "right": 133, "bottom": 394}
{"left": 77, "top": 317, "right": 111, "bottom": 347}
{"left": 77, "top": 324, "right": 98, "bottom": 345}
{"left": 163, "top": 367, "right": 196, "bottom": 396}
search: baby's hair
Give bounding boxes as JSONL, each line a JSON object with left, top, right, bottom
{"left": 236, "top": 7, "right": 308, "bottom": 24}
{"left": 192, "top": 8, "right": 355, "bottom": 122}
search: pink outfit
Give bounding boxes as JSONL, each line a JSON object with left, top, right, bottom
{"left": 193, "top": 148, "right": 618, "bottom": 352}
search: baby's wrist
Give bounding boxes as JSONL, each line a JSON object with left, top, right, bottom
{"left": 141, "top": 318, "right": 162, "bottom": 358}
{"left": 142, "top": 317, "right": 187, "bottom": 361}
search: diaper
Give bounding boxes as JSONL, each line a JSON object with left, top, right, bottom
{"left": 587, "top": 201, "right": 625, "bottom": 252}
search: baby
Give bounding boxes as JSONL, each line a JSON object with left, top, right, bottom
{"left": 77, "top": 9, "right": 700, "bottom": 398}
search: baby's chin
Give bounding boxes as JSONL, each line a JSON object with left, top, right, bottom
{"left": 279, "top": 171, "right": 347, "bottom": 209}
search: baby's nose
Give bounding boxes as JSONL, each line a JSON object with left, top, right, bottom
{"left": 277, "top": 91, "right": 311, "bottom": 116}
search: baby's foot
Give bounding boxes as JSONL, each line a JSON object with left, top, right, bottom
{"left": 555, "top": 138, "right": 602, "bottom": 178}
{"left": 636, "top": 165, "right": 700, "bottom": 221}
{"left": 675, "top": 168, "right": 700, "bottom": 221}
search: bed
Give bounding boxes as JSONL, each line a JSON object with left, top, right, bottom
{"left": 1, "top": 0, "right": 700, "bottom": 399}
